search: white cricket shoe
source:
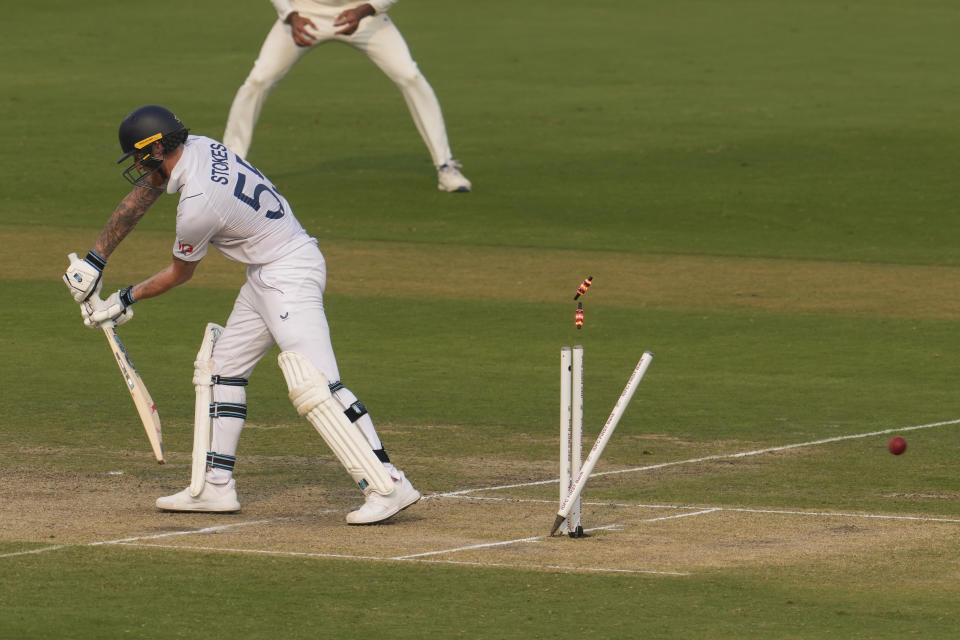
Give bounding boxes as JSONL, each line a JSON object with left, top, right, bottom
{"left": 156, "top": 479, "right": 241, "bottom": 513}
{"left": 437, "top": 161, "right": 471, "bottom": 192}
{"left": 346, "top": 471, "right": 421, "bottom": 525}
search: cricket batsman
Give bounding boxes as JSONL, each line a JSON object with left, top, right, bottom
{"left": 63, "top": 104, "right": 420, "bottom": 524}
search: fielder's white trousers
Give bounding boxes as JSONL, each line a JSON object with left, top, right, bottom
{"left": 208, "top": 239, "right": 384, "bottom": 472}
{"left": 223, "top": 11, "right": 453, "bottom": 166}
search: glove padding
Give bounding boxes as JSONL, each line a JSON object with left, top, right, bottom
{"left": 83, "top": 287, "right": 135, "bottom": 329}
{"left": 63, "top": 251, "right": 106, "bottom": 303}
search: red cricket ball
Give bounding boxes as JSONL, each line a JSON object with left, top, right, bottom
{"left": 888, "top": 436, "right": 907, "bottom": 455}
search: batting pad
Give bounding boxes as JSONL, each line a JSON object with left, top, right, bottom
{"left": 277, "top": 351, "right": 394, "bottom": 496}
{"left": 190, "top": 323, "right": 224, "bottom": 497}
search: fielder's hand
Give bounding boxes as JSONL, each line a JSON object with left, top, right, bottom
{"left": 83, "top": 286, "right": 136, "bottom": 329}
{"left": 286, "top": 12, "right": 318, "bottom": 46}
{"left": 64, "top": 251, "right": 106, "bottom": 303}
{"left": 333, "top": 4, "right": 375, "bottom": 36}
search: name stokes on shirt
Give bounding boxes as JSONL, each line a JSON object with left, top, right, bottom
{"left": 208, "top": 141, "right": 285, "bottom": 220}
{"left": 209, "top": 142, "right": 230, "bottom": 185}
{"left": 175, "top": 136, "right": 309, "bottom": 265}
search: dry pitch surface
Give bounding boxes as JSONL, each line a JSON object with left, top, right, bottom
{"left": 4, "top": 425, "right": 960, "bottom": 580}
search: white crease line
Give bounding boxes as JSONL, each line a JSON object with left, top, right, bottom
{"left": 0, "top": 545, "right": 67, "bottom": 559}
{"left": 393, "top": 535, "right": 548, "bottom": 559}
{"left": 642, "top": 509, "right": 719, "bottom": 523}
{"left": 582, "top": 523, "right": 624, "bottom": 532}
{"left": 111, "top": 542, "right": 689, "bottom": 576}
{"left": 1, "top": 519, "right": 278, "bottom": 559}
{"left": 89, "top": 519, "right": 277, "bottom": 546}
{"left": 426, "top": 417, "right": 960, "bottom": 498}
{"left": 438, "top": 496, "right": 960, "bottom": 524}
{"left": 393, "top": 522, "right": 627, "bottom": 560}
{"left": 115, "top": 542, "right": 382, "bottom": 561}
{"left": 424, "top": 478, "right": 557, "bottom": 498}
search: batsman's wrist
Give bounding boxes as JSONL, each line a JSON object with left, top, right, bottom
{"left": 84, "top": 250, "right": 107, "bottom": 272}
{"left": 120, "top": 286, "right": 136, "bottom": 307}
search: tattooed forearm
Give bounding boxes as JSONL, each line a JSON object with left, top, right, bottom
{"left": 93, "top": 186, "right": 163, "bottom": 258}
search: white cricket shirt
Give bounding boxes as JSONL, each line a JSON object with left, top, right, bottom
{"left": 166, "top": 135, "right": 313, "bottom": 265}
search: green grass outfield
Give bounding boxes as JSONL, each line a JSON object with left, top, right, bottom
{"left": 3, "top": 0, "right": 960, "bottom": 638}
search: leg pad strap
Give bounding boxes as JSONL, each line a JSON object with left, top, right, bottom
{"left": 206, "top": 452, "right": 236, "bottom": 471}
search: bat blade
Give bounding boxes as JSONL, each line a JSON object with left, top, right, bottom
{"left": 102, "top": 326, "right": 165, "bottom": 463}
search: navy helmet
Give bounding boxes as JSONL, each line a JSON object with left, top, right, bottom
{"left": 117, "top": 105, "right": 189, "bottom": 186}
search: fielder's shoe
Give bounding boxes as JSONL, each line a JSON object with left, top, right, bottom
{"left": 437, "top": 161, "right": 471, "bottom": 192}
{"left": 156, "top": 478, "right": 241, "bottom": 513}
{"left": 346, "top": 471, "right": 421, "bottom": 525}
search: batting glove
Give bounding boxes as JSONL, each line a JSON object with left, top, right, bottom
{"left": 84, "top": 286, "right": 136, "bottom": 329}
{"left": 64, "top": 251, "right": 107, "bottom": 303}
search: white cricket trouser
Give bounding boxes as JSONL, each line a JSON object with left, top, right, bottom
{"left": 206, "top": 239, "right": 386, "bottom": 480}
{"left": 223, "top": 11, "right": 453, "bottom": 166}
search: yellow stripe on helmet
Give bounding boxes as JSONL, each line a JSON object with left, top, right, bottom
{"left": 134, "top": 133, "right": 163, "bottom": 149}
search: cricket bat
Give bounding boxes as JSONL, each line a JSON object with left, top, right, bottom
{"left": 69, "top": 251, "right": 164, "bottom": 462}
{"left": 101, "top": 323, "right": 165, "bottom": 464}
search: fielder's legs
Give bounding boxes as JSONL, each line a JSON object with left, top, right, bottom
{"left": 349, "top": 16, "right": 470, "bottom": 191}
{"left": 223, "top": 19, "right": 314, "bottom": 158}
